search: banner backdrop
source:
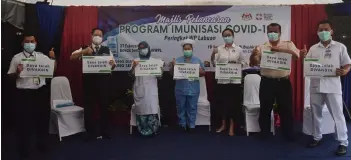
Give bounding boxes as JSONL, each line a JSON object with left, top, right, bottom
{"left": 98, "top": 6, "right": 291, "bottom": 71}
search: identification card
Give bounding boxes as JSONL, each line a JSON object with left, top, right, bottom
{"left": 33, "top": 77, "right": 40, "bottom": 85}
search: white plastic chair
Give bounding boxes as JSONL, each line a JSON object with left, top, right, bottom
{"left": 243, "top": 74, "right": 275, "bottom": 136}
{"left": 49, "top": 77, "right": 85, "bottom": 141}
{"left": 196, "top": 77, "right": 211, "bottom": 131}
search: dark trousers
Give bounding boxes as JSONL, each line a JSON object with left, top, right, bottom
{"left": 16, "top": 86, "right": 50, "bottom": 154}
{"left": 215, "top": 83, "right": 243, "bottom": 126}
{"left": 258, "top": 77, "right": 293, "bottom": 135}
{"left": 83, "top": 74, "right": 110, "bottom": 136}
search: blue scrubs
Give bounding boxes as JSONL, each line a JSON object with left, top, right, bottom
{"left": 175, "top": 56, "right": 204, "bottom": 128}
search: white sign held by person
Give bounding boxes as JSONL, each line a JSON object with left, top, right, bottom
{"left": 135, "top": 59, "right": 164, "bottom": 76}
{"left": 82, "top": 56, "right": 112, "bottom": 73}
{"left": 215, "top": 63, "right": 242, "bottom": 81}
{"left": 304, "top": 58, "right": 338, "bottom": 77}
{"left": 260, "top": 51, "right": 292, "bottom": 71}
{"left": 20, "top": 58, "right": 55, "bottom": 78}
{"left": 174, "top": 63, "right": 200, "bottom": 80}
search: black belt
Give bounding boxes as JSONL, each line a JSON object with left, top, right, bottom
{"left": 262, "top": 76, "right": 289, "bottom": 81}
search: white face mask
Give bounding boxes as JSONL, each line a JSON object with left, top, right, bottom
{"left": 140, "top": 48, "right": 149, "bottom": 56}
{"left": 92, "top": 36, "right": 102, "bottom": 45}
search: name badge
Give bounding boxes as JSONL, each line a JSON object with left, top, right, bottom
{"left": 33, "top": 77, "right": 40, "bottom": 85}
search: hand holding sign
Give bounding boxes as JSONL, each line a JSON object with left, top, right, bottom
{"left": 17, "top": 64, "right": 23, "bottom": 74}
{"left": 132, "top": 60, "right": 139, "bottom": 68}
{"left": 252, "top": 46, "right": 260, "bottom": 54}
{"left": 83, "top": 46, "right": 93, "bottom": 55}
{"left": 212, "top": 45, "right": 218, "bottom": 54}
{"left": 336, "top": 68, "right": 346, "bottom": 76}
{"left": 270, "top": 46, "right": 280, "bottom": 52}
{"left": 49, "top": 48, "right": 55, "bottom": 59}
{"left": 109, "top": 60, "right": 115, "bottom": 66}
{"left": 300, "top": 45, "right": 308, "bottom": 57}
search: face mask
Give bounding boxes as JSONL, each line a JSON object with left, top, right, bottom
{"left": 23, "top": 43, "right": 36, "bottom": 53}
{"left": 183, "top": 50, "right": 193, "bottom": 57}
{"left": 267, "top": 32, "right": 279, "bottom": 41}
{"left": 223, "top": 36, "right": 233, "bottom": 44}
{"left": 139, "top": 48, "right": 149, "bottom": 56}
{"left": 92, "top": 36, "right": 102, "bottom": 45}
{"left": 318, "top": 31, "right": 331, "bottom": 42}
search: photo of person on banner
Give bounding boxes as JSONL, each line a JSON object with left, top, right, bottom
{"left": 302, "top": 20, "right": 351, "bottom": 156}
{"left": 129, "top": 41, "right": 163, "bottom": 136}
{"left": 170, "top": 39, "right": 205, "bottom": 132}
{"left": 249, "top": 23, "right": 307, "bottom": 141}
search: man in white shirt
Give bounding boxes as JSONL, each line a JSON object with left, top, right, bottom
{"left": 7, "top": 35, "right": 56, "bottom": 158}
{"left": 302, "top": 20, "right": 351, "bottom": 156}
{"left": 70, "top": 28, "right": 116, "bottom": 141}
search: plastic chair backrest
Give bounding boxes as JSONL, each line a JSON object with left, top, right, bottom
{"left": 243, "top": 74, "right": 261, "bottom": 105}
{"left": 51, "top": 77, "right": 73, "bottom": 108}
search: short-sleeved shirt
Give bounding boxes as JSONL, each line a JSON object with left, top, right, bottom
{"left": 258, "top": 41, "right": 299, "bottom": 78}
{"left": 307, "top": 40, "right": 351, "bottom": 94}
{"left": 7, "top": 51, "right": 49, "bottom": 89}
{"left": 175, "top": 56, "right": 205, "bottom": 96}
{"left": 214, "top": 43, "right": 247, "bottom": 84}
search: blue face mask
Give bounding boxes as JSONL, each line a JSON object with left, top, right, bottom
{"left": 267, "top": 32, "right": 279, "bottom": 42}
{"left": 318, "top": 31, "right": 331, "bottom": 42}
{"left": 23, "top": 43, "right": 36, "bottom": 53}
{"left": 223, "top": 36, "right": 233, "bottom": 44}
{"left": 183, "top": 50, "right": 193, "bottom": 57}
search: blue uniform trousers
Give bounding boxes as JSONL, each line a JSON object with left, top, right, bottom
{"left": 175, "top": 93, "right": 200, "bottom": 128}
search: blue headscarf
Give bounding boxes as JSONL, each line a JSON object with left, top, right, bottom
{"left": 138, "top": 41, "right": 151, "bottom": 60}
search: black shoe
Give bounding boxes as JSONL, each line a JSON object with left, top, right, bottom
{"left": 307, "top": 139, "right": 322, "bottom": 148}
{"left": 178, "top": 126, "right": 187, "bottom": 132}
{"left": 335, "top": 145, "right": 347, "bottom": 156}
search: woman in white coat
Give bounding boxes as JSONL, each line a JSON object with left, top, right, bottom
{"left": 130, "top": 41, "right": 163, "bottom": 136}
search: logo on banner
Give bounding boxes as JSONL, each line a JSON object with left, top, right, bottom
{"left": 242, "top": 13, "right": 252, "bottom": 21}
{"left": 264, "top": 13, "right": 273, "bottom": 20}
{"left": 256, "top": 13, "right": 263, "bottom": 20}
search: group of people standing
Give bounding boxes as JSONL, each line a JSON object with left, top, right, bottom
{"left": 7, "top": 19, "right": 350, "bottom": 159}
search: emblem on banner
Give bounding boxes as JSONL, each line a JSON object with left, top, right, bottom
{"left": 264, "top": 13, "right": 273, "bottom": 20}
{"left": 242, "top": 13, "right": 252, "bottom": 21}
{"left": 256, "top": 13, "right": 263, "bottom": 20}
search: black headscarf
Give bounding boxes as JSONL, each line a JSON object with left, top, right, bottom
{"left": 138, "top": 41, "right": 151, "bottom": 59}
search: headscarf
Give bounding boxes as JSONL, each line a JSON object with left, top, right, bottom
{"left": 138, "top": 41, "right": 151, "bottom": 59}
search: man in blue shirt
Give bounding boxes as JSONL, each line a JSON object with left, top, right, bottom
{"left": 170, "top": 39, "right": 205, "bottom": 132}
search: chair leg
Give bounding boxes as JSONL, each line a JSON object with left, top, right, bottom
{"left": 130, "top": 126, "right": 132, "bottom": 135}
{"left": 245, "top": 112, "right": 249, "bottom": 136}
{"left": 209, "top": 125, "right": 211, "bottom": 131}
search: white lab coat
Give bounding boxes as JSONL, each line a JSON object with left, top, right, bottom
{"left": 307, "top": 40, "right": 351, "bottom": 146}
{"left": 133, "top": 58, "right": 161, "bottom": 115}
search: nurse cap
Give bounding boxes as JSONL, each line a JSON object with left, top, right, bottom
{"left": 181, "top": 39, "right": 195, "bottom": 47}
